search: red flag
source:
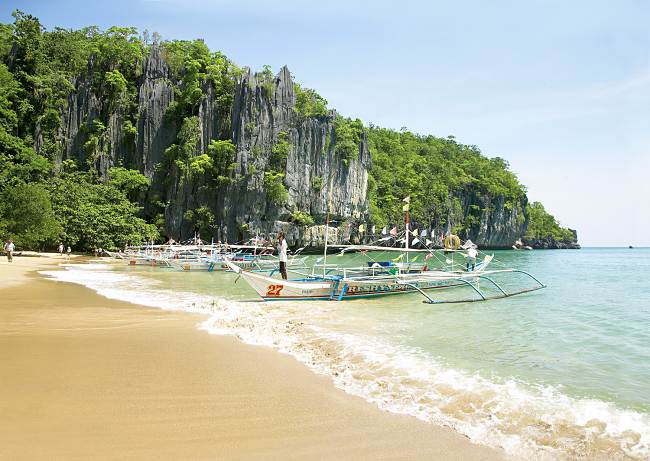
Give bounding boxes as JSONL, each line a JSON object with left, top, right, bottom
{"left": 425, "top": 252, "right": 432, "bottom": 260}
{"left": 389, "top": 226, "right": 397, "bottom": 236}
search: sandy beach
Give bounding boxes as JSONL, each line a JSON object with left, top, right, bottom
{"left": 0, "top": 254, "right": 504, "bottom": 460}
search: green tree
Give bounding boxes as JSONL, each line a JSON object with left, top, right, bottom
{"left": 264, "top": 172, "right": 288, "bottom": 206}
{"left": 294, "top": 84, "right": 328, "bottom": 117}
{"left": 50, "top": 173, "right": 158, "bottom": 250}
{"left": 104, "top": 69, "right": 128, "bottom": 108}
{"left": 334, "top": 116, "right": 364, "bottom": 166}
{"left": 183, "top": 205, "right": 215, "bottom": 236}
{"left": 108, "top": 167, "right": 150, "bottom": 201}
{"left": 0, "top": 182, "right": 62, "bottom": 249}
{"left": 289, "top": 210, "right": 314, "bottom": 226}
{"left": 270, "top": 131, "right": 291, "bottom": 171}
{"left": 207, "top": 139, "right": 236, "bottom": 182}
{"left": 366, "top": 126, "right": 527, "bottom": 233}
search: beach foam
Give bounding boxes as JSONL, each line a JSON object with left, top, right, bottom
{"left": 41, "top": 264, "right": 650, "bottom": 460}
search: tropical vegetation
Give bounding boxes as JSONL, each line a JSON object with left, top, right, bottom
{"left": 0, "top": 11, "right": 575, "bottom": 250}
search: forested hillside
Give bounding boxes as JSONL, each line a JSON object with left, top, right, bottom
{"left": 0, "top": 11, "right": 577, "bottom": 250}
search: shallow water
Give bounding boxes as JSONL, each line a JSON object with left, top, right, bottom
{"left": 42, "top": 248, "right": 650, "bottom": 460}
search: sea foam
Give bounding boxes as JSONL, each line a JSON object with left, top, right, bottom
{"left": 41, "top": 264, "right": 650, "bottom": 460}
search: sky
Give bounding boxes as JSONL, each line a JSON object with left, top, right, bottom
{"left": 2, "top": 0, "right": 649, "bottom": 246}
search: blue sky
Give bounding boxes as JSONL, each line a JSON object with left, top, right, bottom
{"left": 3, "top": 0, "right": 649, "bottom": 246}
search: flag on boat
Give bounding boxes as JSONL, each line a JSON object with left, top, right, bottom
{"left": 392, "top": 253, "right": 404, "bottom": 262}
{"left": 381, "top": 226, "right": 387, "bottom": 235}
{"left": 389, "top": 226, "right": 398, "bottom": 236}
{"left": 425, "top": 252, "right": 432, "bottom": 260}
{"left": 412, "top": 228, "right": 418, "bottom": 237}
{"left": 411, "top": 255, "right": 419, "bottom": 262}
{"left": 425, "top": 238, "right": 432, "bottom": 246}
{"left": 420, "top": 229, "right": 427, "bottom": 237}
{"left": 411, "top": 238, "right": 420, "bottom": 246}
{"left": 359, "top": 223, "right": 365, "bottom": 233}
{"left": 371, "top": 225, "right": 376, "bottom": 234}
{"left": 402, "top": 195, "right": 410, "bottom": 212}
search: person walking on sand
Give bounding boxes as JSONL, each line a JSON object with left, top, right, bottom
{"left": 66, "top": 245, "right": 72, "bottom": 259}
{"left": 4, "top": 239, "right": 15, "bottom": 263}
{"left": 58, "top": 242, "right": 64, "bottom": 256}
{"left": 277, "top": 232, "right": 288, "bottom": 280}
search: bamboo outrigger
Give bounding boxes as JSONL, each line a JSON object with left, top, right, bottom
{"left": 225, "top": 198, "right": 546, "bottom": 303}
{"left": 224, "top": 255, "right": 545, "bottom": 303}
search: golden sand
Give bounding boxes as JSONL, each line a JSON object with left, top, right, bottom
{"left": 0, "top": 254, "right": 504, "bottom": 460}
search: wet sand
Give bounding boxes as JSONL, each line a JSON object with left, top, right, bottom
{"left": 0, "top": 254, "right": 505, "bottom": 460}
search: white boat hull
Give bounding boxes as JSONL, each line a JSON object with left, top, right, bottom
{"left": 227, "top": 262, "right": 469, "bottom": 301}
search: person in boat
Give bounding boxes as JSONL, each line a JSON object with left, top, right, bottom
{"left": 466, "top": 245, "right": 478, "bottom": 271}
{"left": 277, "top": 232, "right": 288, "bottom": 280}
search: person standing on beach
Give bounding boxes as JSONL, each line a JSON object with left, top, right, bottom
{"left": 277, "top": 232, "right": 288, "bottom": 280}
{"left": 66, "top": 245, "right": 72, "bottom": 259}
{"left": 4, "top": 240, "right": 15, "bottom": 263}
{"left": 58, "top": 242, "right": 64, "bottom": 256}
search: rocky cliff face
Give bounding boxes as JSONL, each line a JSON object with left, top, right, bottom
{"left": 217, "top": 66, "right": 371, "bottom": 244}
{"left": 374, "top": 193, "right": 527, "bottom": 250}
{"left": 459, "top": 193, "right": 528, "bottom": 249}
{"left": 524, "top": 229, "right": 581, "bottom": 249}
{"left": 53, "top": 47, "right": 371, "bottom": 246}
{"left": 50, "top": 47, "right": 540, "bottom": 248}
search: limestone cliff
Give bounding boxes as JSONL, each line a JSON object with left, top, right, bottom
{"left": 50, "top": 46, "right": 554, "bottom": 248}
{"left": 54, "top": 47, "right": 370, "bottom": 245}
{"left": 524, "top": 229, "right": 581, "bottom": 249}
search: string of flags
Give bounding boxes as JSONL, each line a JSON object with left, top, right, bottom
{"left": 352, "top": 196, "right": 447, "bottom": 247}
{"left": 356, "top": 222, "right": 441, "bottom": 242}
{"left": 357, "top": 225, "right": 440, "bottom": 240}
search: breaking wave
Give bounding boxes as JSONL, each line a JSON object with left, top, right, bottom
{"left": 41, "top": 263, "right": 650, "bottom": 460}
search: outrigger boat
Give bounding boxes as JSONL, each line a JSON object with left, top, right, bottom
{"left": 225, "top": 250, "right": 545, "bottom": 303}
{"left": 105, "top": 240, "right": 308, "bottom": 273}
{"left": 168, "top": 252, "right": 308, "bottom": 272}
{"left": 225, "top": 201, "right": 546, "bottom": 303}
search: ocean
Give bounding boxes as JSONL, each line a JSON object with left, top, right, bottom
{"left": 41, "top": 248, "right": 650, "bottom": 460}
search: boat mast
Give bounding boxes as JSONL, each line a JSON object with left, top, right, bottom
{"left": 404, "top": 196, "right": 410, "bottom": 264}
{"left": 323, "top": 212, "right": 329, "bottom": 278}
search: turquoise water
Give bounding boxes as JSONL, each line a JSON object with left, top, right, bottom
{"left": 378, "top": 248, "right": 650, "bottom": 412}
{"left": 42, "top": 248, "right": 650, "bottom": 459}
